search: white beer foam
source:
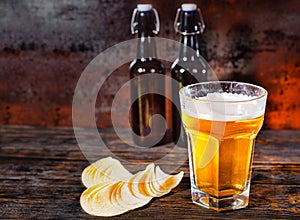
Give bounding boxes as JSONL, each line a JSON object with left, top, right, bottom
{"left": 180, "top": 92, "right": 266, "bottom": 121}
{"left": 196, "top": 93, "right": 254, "bottom": 102}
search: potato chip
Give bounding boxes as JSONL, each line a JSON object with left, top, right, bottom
{"left": 108, "top": 181, "right": 126, "bottom": 212}
{"left": 120, "top": 176, "right": 147, "bottom": 208}
{"left": 81, "top": 157, "right": 132, "bottom": 188}
{"left": 81, "top": 181, "right": 129, "bottom": 217}
{"left": 118, "top": 172, "right": 152, "bottom": 211}
{"left": 93, "top": 183, "right": 128, "bottom": 216}
{"left": 136, "top": 164, "right": 154, "bottom": 198}
{"left": 154, "top": 166, "right": 184, "bottom": 197}
{"left": 143, "top": 164, "right": 160, "bottom": 197}
{"left": 113, "top": 180, "right": 126, "bottom": 208}
{"left": 80, "top": 157, "right": 184, "bottom": 217}
{"left": 80, "top": 183, "right": 111, "bottom": 216}
{"left": 119, "top": 182, "right": 152, "bottom": 211}
{"left": 129, "top": 165, "right": 153, "bottom": 200}
{"left": 146, "top": 166, "right": 184, "bottom": 197}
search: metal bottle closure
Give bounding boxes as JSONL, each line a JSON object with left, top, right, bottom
{"left": 131, "top": 4, "right": 160, "bottom": 35}
{"left": 174, "top": 5, "right": 205, "bottom": 35}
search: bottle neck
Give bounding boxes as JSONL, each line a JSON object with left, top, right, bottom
{"left": 137, "top": 36, "right": 157, "bottom": 59}
{"left": 178, "top": 10, "right": 202, "bottom": 60}
{"left": 179, "top": 34, "right": 201, "bottom": 60}
{"left": 136, "top": 11, "right": 157, "bottom": 59}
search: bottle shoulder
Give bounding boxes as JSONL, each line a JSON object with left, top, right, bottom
{"left": 171, "top": 58, "right": 207, "bottom": 72}
{"left": 130, "top": 58, "right": 164, "bottom": 65}
{"left": 171, "top": 58, "right": 208, "bottom": 84}
{"left": 130, "top": 58, "right": 165, "bottom": 73}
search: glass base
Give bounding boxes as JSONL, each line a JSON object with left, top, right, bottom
{"left": 191, "top": 186, "right": 249, "bottom": 212}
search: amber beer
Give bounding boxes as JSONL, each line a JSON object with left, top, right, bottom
{"left": 180, "top": 81, "right": 267, "bottom": 211}
{"left": 182, "top": 113, "right": 264, "bottom": 197}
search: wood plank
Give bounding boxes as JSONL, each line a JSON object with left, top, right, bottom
{"left": 255, "top": 130, "right": 300, "bottom": 165}
{"left": 0, "top": 126, "right": 299, "bottom": 219}
{"left": 0, "top": 179, "right": 298, "bottom": 219}
{"left": 0, "top": 158, "right": 299, "bottom": 186}
{"left": 1, "top": 127, "right": 299, "bottom": 164}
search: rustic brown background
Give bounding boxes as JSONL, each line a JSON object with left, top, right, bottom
{"left": 0, "top": 0, "right": 299, "bottom": 129}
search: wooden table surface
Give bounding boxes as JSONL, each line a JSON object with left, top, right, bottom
{"left": 0, "top": 126, "right": 299, "bottom": 219}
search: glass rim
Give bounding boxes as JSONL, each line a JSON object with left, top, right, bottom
{"left": 179, "top": 81, "right": 268, "bottom": 103}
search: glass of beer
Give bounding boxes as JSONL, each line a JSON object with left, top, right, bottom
{"left": 179, "top": 81, "right": 267, "bottom": 211}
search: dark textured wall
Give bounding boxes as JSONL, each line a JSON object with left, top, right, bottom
{"left": 0, "top": 0, "right": 299, "bottom": 129}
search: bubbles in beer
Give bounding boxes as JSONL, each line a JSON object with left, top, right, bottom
{"left": 195, "top": 92, "right": 256, "bottom": 102}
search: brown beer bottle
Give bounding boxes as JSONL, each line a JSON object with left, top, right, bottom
{"left": 130, "top": 4, "right": 168, "bottom": 147}
{"left": 171, "top": 4, "right": 207, "bottom": 146}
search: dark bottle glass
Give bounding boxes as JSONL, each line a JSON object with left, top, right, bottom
{"left": 171, "top": 4, "right": 207, "bottom": 146}
{"left": 129, "top": 4, "right": 168, "bottom": 147}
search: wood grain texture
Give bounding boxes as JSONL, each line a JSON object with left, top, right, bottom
{"left": 0, "top": 126, "right": 299, "bottom": 219}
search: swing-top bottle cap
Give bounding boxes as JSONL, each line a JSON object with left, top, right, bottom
{"left": 131, "top": 4, "right": 160, "bottom": 34}
{"left": 174, "top": 3, "right": 205, "bottom": 34}
{"left": 137, "top": 4, "right": 152, "bottom": 12}
{"left": 181, "top": 3, "right": 197, "bottom": 11}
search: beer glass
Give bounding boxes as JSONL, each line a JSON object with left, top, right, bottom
{"left": 179, "top": 81, "right": 267, "bottom": 211}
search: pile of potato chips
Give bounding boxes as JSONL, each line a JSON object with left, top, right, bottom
{"left": 80, "top": 157, "right": 184, "bottom": 217}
